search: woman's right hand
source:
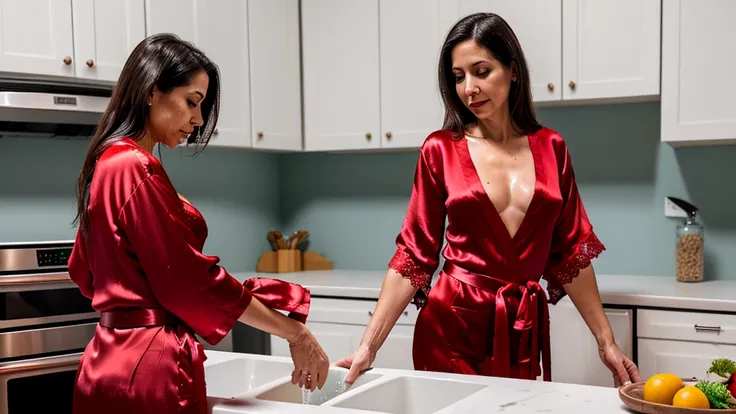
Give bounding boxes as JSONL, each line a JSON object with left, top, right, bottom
{"left": 334, "top": 344, "right": 376, "bottom": 385}
{"left": 288, "top": 325, "right": 329, "bottom": 391}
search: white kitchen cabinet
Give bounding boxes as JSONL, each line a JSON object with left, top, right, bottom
{"left": 547, "top": 297, "right": 634, "bottom": 387}
{"left": 0, "top": 0, "right": 145, "bottom": 82}
{"left": 146, "top": 0, "right": 252, "bottom": 149}
{"left": 0, "top": 0, "right": 75, "bottom": 78}
{"left": 270, "top": 298, "right": 417, "bottom": 370}
{"left": 561, "top": 0, "right": 660, "bottom": 101}
{"left": 448, "top": 0, "right": 660, "bottom": 104}
{"left": 72, "top": 0, "right": 146, "bottom": 82}
{"left": 146, "top": 0, "right": 302, "bottom": 151}
{"left": 638, "top": 309, "right": 736, "bottom": 379}
{"left": 301, "top": 0, "right": 381, "bottom": 152}
{"left": 448, "top": 0, "right": 563, "bottom": 103}
{"left": 378, "top": 0, "right": 447, "bottom": 149}
{"left": 247, "top": 0, "right": 302, "bottom": 151}
{"left": 661, "top": 0, "right": 736, "bottom": 146}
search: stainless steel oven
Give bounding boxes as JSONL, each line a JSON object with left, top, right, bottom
{"left": 0, "top": 241, "right": 98, "bottom": 414}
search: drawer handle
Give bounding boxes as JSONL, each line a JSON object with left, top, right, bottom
{"left": 694, "top": 324, "right": 723, "bottom": 333}
{"left": 367, "top": 311, "right": 408, "bottom": 317}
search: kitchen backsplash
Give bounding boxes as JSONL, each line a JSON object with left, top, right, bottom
{"left": 2, "top": 101, "right": 736, "bottom": 279}
{"left": 0, "top": 138, "right": 281, "bottom": 272}
{"left": 281, "top": 102, "right": 736, "bottom": 280}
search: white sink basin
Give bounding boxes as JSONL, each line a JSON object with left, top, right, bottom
{"left": 328, "top": 375, "right": 487, "bottom": 413}
{"left": 256, "top": 367, "right": 382, "bottom": 406}
{"left": 205, "top": 357, "right": 296, "bottom": 399}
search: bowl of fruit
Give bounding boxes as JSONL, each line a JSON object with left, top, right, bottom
{"left": 619, "top": 358, "right": 736, "bottom": 412}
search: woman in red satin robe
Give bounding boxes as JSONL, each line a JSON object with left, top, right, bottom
{"left": 67, "top": 33, "right": 329, "bottom": 414}
{"left": 337, "top": 13, "right": 642, "bottom": 386}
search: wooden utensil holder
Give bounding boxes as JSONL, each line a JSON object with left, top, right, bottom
{"left": 255, "top": 250, "right": 334, "bottom": 273}
{"left": 277, "top": 249, "right": 302, "bottom": 273}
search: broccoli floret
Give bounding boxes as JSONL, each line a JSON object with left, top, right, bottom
{"left": 696, "top": 380, "right": 736, "bottom": 409}
{"left": 707, "top": 358, "right": 736, "bottom": 379}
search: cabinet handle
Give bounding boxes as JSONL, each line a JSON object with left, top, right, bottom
{"left": 86, "top": 59, "right": 94, "bottom": 68}
{"left": 365, "top": 132, "right": 372, "bottom": 140}
{"left": 694, "top": 324, "right": 722, "bottom": 333}
{"left": 385, "top": 131, "right": 392, "bottom": 139}
{"left": 547, "top": 82, "right": 554, "bottom": 92}
{"left": 63, "top": 56, "right": 72, "bottom": 65}
{"left": 257, "top": 131, "right": 264, "bottom": 139}
{"left": 368, "top": 310, "right": 408, "bottom": 317}
{"left": 213, "top": 128, "right": 219, "bottom": 135}
{"left": 568, "top": 80, "right": 576, "bottom": 90}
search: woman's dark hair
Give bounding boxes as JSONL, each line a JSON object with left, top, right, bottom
{"left": 73, "top": 33, "right": 220, "bottom": 235}
{"left": 438, "top": 13, "right": 542, "bottom": 137}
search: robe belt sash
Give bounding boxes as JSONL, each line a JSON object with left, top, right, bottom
{"left": 442, "top": 262, "right": 552, "bottom": 381}
{"left": 100, "top": 307, "right": 208, "bottom": 407}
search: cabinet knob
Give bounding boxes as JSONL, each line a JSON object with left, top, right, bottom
{"left": 86, "top": 59, "right": 94, "bottom": 68}
{"left": 385, "top": 131, "right": 392, "bottom": 139}
{"left": 63, "top": 56, "right": 72, "bottom": 65}
{"left": 568, "top": 80, "right": 576, "bottom": 90}
{"left": 257, "top": 131, "right": 264, "bottom": 139}
{"left": 365, "top": 132, "right": 372, "bottom": 140}
{"left": 213, "top": 128, "right": 219, "bottom": 135}
{"left": 547, "top": 82, "right": 554, "bottom": 92}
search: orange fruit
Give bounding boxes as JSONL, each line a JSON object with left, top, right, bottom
{"left": 643, "top": 373, "right": 683, "bottom": 405}
{"left": 672, "top": 385, "right": 710, "bottom": 408}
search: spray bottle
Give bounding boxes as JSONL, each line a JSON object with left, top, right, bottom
{"left": 667, "top": 197, "right": 704, "bottom": 282}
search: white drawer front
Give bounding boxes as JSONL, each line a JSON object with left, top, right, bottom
{"left": 306, "top": 298, "right": 418, "bottom": 326}
{"left": 638, "top": 309, "right": 736, "bottom": 345}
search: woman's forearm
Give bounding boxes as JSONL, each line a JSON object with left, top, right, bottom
{"left": 563, "top": 265, "right": 615, "bottom": 348}
{"left": 360, "top": 269, "right": 418, "bottom": 353}
{"left": 237, "top": 297, "right": 304, "bottom": 343}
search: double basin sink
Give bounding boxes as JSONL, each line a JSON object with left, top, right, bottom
{"left": 204, "top": 354, "right": 488, "bottom": 413}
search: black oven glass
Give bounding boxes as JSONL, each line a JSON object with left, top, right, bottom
{"left": 7, "top": 369, "right": 77, "bottom": 413}
{"left": 0, "top": 288, "right": 93, "bottom": 321}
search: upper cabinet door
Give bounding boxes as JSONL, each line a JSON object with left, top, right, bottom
{"left": 379, "top": 0, "right": 446, "bottom": 149}
{"left": 146, "top": 0, "right": 252, "bottom": 149}
{"left": 447, "top": 1, "right": 563, "bottom": 103}
{"left": 248, "top": 0, "right": 302, "bottom": 151}
{"left": 561, "top": 0, "right": 661, "bottom": 101}
{"left": 72, "top": 0, "right": 146, "bottom": 82}
{"left": 0, "top": 0, "right": 75, "bottom": 77}
{"left": 301, "top": 0, "right": 381, "bottom": 152}
{"left": 661, "top": 0, "right": 736, "bottom": 146}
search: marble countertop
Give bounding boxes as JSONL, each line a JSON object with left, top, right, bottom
{"left": 204, "top": 351, "right": 631, "bottom": 414}
{"left": 233, "top": 269, "right": 736, "bottom": 313}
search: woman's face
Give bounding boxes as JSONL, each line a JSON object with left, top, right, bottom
{"left": 451, "top": 39, "right": 516, "bottom": 122}
{"left": 147, "top": 70, "right": 209, "bottom": 149}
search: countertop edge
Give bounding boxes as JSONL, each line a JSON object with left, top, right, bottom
{"left": 232, "top": 270, "right": 736, "bottom": 314}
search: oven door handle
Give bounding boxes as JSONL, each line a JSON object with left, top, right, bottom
{"left": 0, "top": 353, "right": 82, "bottom": 375}
{"left": 0, "top": 273, "right": 71, "bottom": 286}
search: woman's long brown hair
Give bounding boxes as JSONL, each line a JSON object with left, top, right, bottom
{"left": 438, "top": 13, "right": 542, "bottom": 138}
{"left": 73, "top": 33, "right": 221, "bottom": 236}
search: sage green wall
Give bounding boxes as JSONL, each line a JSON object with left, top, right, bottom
{"left": 0, "top": 137, "right": 280, "bottom": 272}
{"left": 3, "top": 101, "right": 735, "bottom": 279}
{"left": 280, "top": 102, "right": 736, "bottom": 280}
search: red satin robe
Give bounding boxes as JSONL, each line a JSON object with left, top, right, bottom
{"left": 68, "top": 137, "right": 310, "bottom": 414}
{"left": 389, "top": 128, "right": 605, "bottom": 381}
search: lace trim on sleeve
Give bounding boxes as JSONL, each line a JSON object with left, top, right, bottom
{"left": 548, "top": 231, "right": 605, "bottom": 284}
{"left": 544, "top": 231, "right": 605, "bottom": 304}
{"left": 388, "top": 249, "right": 432, "bottom": 308}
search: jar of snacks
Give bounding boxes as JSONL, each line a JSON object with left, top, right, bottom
{"left": 668, "top": 197, "right": 704, "bottom": 283}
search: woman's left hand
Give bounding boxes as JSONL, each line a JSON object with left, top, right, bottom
{"left": 599, "top": 342, "right": 642, "bottom": 387}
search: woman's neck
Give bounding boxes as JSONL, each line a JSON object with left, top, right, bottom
{"left": 137, "top": 132, "right": 156, "bottom": 154}
{"left": 469, "top": 115, "right": 519, "bottom": 143}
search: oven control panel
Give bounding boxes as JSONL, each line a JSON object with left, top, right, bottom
{"left": 36, "top": 247, "right": 73, "bottom": 267}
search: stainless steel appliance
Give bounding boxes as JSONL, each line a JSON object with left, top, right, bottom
{"left": 0, "top": 74, "right": 113, "bottom": 139}
{"left": 0, "top": 241, "right": 98, "bottom": 414}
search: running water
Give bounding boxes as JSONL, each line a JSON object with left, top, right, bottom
{"left": 301, "top": 376, "right": 349, "bottom": 405}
